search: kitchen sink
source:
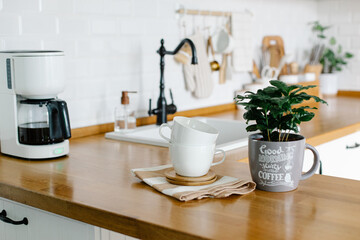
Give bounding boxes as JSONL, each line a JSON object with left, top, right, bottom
{"left": 105, "top": 117, "right": 251, "bottom": 151}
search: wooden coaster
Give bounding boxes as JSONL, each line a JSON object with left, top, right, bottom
{"left": 165, "top": 169, "right": 216, "bottom": 182}
{"left": 166, "top": 175, "right": 217, "bottom": 186}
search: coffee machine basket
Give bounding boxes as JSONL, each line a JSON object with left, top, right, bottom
{"left": 13, "top": 54, "right": 65, "bottom": 99}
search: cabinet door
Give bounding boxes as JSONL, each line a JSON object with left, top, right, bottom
{"left": 303, "top": 131, "right": 360, "bottom": 180}
{"left": 2, "top": 199, "right": 29, "bottom": 240}
{"left": 94, "top": 227, "right": 138, "bottom": 240}
{"left": 0, "top": 197, "right": 95, "bottom": 240}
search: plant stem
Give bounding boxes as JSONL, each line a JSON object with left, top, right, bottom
{"left": 278, "top": 129, "right": 281, "bottom": 142}
{"left": 264, "top": 109, "right": 270, "bottom": 142}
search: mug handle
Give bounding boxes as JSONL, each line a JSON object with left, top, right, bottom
{"left": 211, "top": 149, "right": 226, "bottom": 166}
{"left": 159, "top": 123, "right": 172, "bottom": 143}
{"left": 301, "top": 143, "right": 320, "bottom": 180}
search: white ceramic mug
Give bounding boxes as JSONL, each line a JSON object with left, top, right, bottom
{"left": 170, "top": 143, "right": 225, "bottom": 177}
{"left": 159, "top": 117, "right": 219, "bottom": 146}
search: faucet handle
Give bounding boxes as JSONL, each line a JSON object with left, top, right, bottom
{"left": 167, "top": 89, "right": 177, "bottom": 115}
{"left": 148, "top": 99, "right": 152, "bottom": 116}
{"left": 169, "top": 89, "right": 174, "bottom": 104}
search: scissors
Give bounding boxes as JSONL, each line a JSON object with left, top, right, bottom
{"left": 261, "top": 65, "right": 280, "bottom": 80}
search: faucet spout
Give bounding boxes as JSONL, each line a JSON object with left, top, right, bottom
{"left": 169, "top": 38, "right": 198, "bottom": 64}
{"left": 149, "top": 39, "right": 198, "bottom": 125}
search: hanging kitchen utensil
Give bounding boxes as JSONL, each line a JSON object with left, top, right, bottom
{"left": 252, "top": 60, "right": 261, "bottom": 79}
{"left": 219, "top": 53, "right": 227, "bottom": 84}
{"left": 226, "top": 54, "right": 232, "bottom": 80}
{"left": 207, "top": 36, "right": 220, "bottom": 71}
{"left": 262, "top": 36, "right": 287, "bottom": 75}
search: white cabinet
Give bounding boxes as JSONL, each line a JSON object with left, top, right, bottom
{"left": 0, "top": 197, "right": 138, "bottom": 240}
{"left": 0, "top": 197, "right": 94, "bottom": 240}
{"left": 94, "top": 227, "right": 138, "bottom": 240}
{"left": 303, "top": 131, "right": 360, "bottom": 180}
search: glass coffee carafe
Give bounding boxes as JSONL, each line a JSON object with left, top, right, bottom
{"left": 18, "top": 99, "right": 71, "bottom": 145}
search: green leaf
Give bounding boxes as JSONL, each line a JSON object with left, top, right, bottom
{"left": 329, "top": 37, "right": 336, "bottom": 45}
{"left": 246, "top": 124, "right": 259, "bottom": 132}
{"left": 337, "top": 45, "right": 342, "bottom": 54}
{"left": 269, "top": 80, "right": 290, "bottom": 95}
{"left": 345, "top": 52, "right": 354, "bottom": 58}
{"left": 317, "top": 34, "right": 326, "bottom": 39}
{"left": 298, "top": 112, "right": 315, "bottom": 122}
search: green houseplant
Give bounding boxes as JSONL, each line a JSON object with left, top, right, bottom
{"left": 310, "top": 21, "right": 354, "bottom": 95}
{"left": 235, "top": 80, "right": 327, "bottom": 192}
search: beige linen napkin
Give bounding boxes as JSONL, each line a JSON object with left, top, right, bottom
{"left": 131, "top": 164, "right": 256, "bottom": 202}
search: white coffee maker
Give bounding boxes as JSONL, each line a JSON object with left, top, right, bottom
{"left": 0, "top": 51, "right": 71, "bottom": 159}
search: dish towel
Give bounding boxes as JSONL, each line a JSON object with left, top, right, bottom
{"left": 132, "top": 164, "right": 256, "bottom": 202}
{"left": 182, "top": 31, "right": 214, "bottom": 98}
{"left": 231, "top": 11, "right": 254, "bottom": 72}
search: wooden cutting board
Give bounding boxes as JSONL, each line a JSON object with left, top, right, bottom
{"left": 262, "top": 36, "right": 287, "bottom": 75}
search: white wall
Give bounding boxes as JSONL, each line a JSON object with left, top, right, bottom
{"left": 0, "top": 0, "right": 320, "bottom": 128}
{"left": 317, "top": 0, "right": 360, "bottom": 90}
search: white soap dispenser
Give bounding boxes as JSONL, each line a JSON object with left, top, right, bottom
{"left": 114, "top": 91, "right": 137, "bottom": 133}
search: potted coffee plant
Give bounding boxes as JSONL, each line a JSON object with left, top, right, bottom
{"left": 310, "top": 21, "right": 354, "bottom": 95}
{"left": 235, "top": 80, "right": 327, "bottom": 192}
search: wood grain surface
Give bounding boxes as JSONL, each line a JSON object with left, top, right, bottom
{"left": 0, "top": 96, "right": 360, "bottom": 240}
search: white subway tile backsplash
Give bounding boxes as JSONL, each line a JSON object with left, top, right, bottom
{"left": 132, "top": 0, "right": 158, "bottom": 17}
{"left": 157, "top": 0, "right": 176, "bottom": 18}
{"left": 58, "top": 17, "right": 89, "bottom": 35}
{"left": 338, "top": 24, "right": 359, "bottom": 36}
{"left": 75, "top": 39, "right": 109, "bottom": 57}
{"left": 0, "top": 39, "right": 5, "bottom": 50}
{"left": 104, "top": 0, "right": 132, "bottom": 16}
{"left": 0, "top": 15, "right": 20, "bottom": 35}
{"left": 41, "top": 0, "right": 74, "bottom": 13}
{"left": 108, "top": 36, "right": 141, "bottom": 55}
{"left": 65, "top": 58, "right": 93, "bottom": 78}
{"left": 43, "top": 39, "right": 76, "bottom": 56}
{"left": 4, "top": 38, "right": 42, "bottom": 49}
{"left": 336, "top": 36, "right": 351, "bottom": 49}
{"left": 74, "top": 0, "right": 104, "bottom": 14}
{"left": 351, "top": 36, "right": 360, "bottom": 49}
{"left": 21, "top": 15, "right": 57, "bottom": 35}
{"left": 2, "top": 0, "right": 40, "bottom": 12}
{"left": 120, "top": 18, "right": 144, "bottom": 35}
{"left": 353, "top": 12, "right": 360, "bottom": 23}
{"left": 91, "top": 18, "right": 118, "bottom": 35}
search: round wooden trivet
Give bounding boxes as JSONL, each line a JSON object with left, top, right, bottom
{"left": 165, "top": 169, "right": 216, "bottom": 182}
{"left": 166, "top": 175, "right": 217, "bottom": 186}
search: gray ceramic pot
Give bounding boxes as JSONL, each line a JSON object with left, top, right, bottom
{"left": 248, "top": 133, "right": 320, "bottom": 192}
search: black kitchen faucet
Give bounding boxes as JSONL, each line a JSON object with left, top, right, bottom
{"left": 148, "top": 38, "right": 198, "bottom": 125}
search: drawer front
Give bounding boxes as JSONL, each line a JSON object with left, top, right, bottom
{"left": 0, "top": 197, "right": 94, "bottom": 240}
{"left": 303, "top": 131, "right": 360, "bottom": 180}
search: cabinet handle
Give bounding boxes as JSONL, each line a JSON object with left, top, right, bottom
{"left": 346, "top": 142, "right": 360, "bottom": 149}
{"left": 0, "top": 210, "right": 28, "bottom": 225}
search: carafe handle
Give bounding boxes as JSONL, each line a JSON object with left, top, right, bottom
{"left": 56, "top": 100, "right": 71, "bottom": 139}
{"left": 47, "top": 100, "right": 63, "bottom": 141}
{"left": 47, "top": 100, "right": 71, "bottom": 141}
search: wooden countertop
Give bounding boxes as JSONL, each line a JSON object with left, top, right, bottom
{"left": 1, "top": 96, "right": 360, "bottom": 239}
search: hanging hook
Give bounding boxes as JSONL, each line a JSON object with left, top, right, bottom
{"left": 178, "top": 5, "right": 188, "bottom": 37}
